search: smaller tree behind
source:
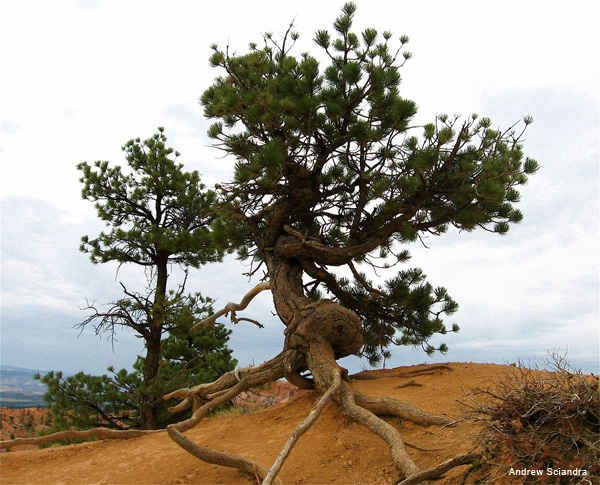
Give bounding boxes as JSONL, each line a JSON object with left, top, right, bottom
{"left": 62, "top": 128, "right": 233, "bottom": 429}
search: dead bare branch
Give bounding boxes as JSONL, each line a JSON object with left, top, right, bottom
{"left": 0, "top": 428, "right": 161, "bottom": 450}
{"left": 231, "top": 316, "right": 264, "bottom": 328}
{"left": 351, "top": 363, "right": 453, "bottom": 380}
{"left": 191, "top": 281, "right": 272, "bottom": 331}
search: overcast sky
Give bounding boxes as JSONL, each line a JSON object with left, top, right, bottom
{"left": 1, "top": 0, "right": 598, "bottom": 377}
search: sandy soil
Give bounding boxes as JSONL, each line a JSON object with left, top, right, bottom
{"left": 0, "top": 362, "right": 519, "bottom": 484}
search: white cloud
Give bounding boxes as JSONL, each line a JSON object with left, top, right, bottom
{"left": 2, "top": 198, "right": 115, "bottom": 311}
{"left": 1, "top": 0, "right": 598, "bottom": 375}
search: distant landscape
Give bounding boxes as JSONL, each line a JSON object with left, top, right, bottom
{"left": 0, "top": 366, "right": 48, "bottom": 408}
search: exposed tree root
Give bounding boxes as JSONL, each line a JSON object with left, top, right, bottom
{"left": 163, "top": 352, "right": 286, "bottom": 413}
{"left": 5, "top": 357, "right": 466, "bottom": 484}
{"left": 396, "top": 452, "right": 482, "bottom": 485}
{"left": 166, "top": 376, "right": 281, "bottom": 485}
{"left": 5, "top": 288, "right": 463, "bottom": 485}
{"left": 263, "top": 370, "right": 341, "bottom": 485}
{"left": 162, "top": 323, "right": 458, "bottom": 485}
{"left": 168, "top": 426, "right": 277, "bottom": 485}
{"left": 306, "top": 336, "right": 426, "bottom": 481}
{"left": 340, "top": 380, "right": 424, "bottom": 479}
{"left": 282, "top": 349, "right": 314, "bottom": 390}
{"left": 163, "top": 341, "right": 328, "bottom": 485}
{"left": 165, "top": 286, "right": 459, "bottom": 485}
{"left": 0, "top": 427, "right": 161, "bottom": 450}
{"left": 354, "top": 391, "right": 452, "bottom": 426}
{"left": 351, "top": 363, "right": 453, "bottom": 380}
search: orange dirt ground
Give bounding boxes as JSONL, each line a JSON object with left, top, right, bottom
{"left": 0, "top": 408, "right": 49, "bottom": 453}
{"left": 0, "top": 363, "right": 522, "bottom": 484}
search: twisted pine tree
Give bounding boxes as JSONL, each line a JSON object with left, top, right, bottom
{"left": 168, "top": 4, "right": 539, "bottom": 481}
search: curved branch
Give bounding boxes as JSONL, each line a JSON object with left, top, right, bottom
{"left": 347, "top": 260, "right": 385, "bottom": 298}
{"left": 275, "top": 213, "right": 414, "bottom": 266}
{"left": 191, "top": 281, "right": 272, "bottom": 331}
{"left": 300, "top": 259, "right": 369, "bottom": 311}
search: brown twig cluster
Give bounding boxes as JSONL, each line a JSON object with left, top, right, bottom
{"left": 465, "top": 354, "right": 599, "bottom": 483}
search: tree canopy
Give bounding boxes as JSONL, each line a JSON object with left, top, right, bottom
{"left": 203, "top": 2, "right": 538, "bottom": 364}
{"left": 78, "top": 127, "right": 221, "bottom": 269}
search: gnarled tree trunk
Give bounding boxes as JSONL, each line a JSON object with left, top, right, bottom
{"left": 265, "top": 252, "right": 426, "bottom": 480}
{"left": 162, "top": 247, "right": 461, "bottom": 484}
{"left": 265, "top": 253, "right": 363, "bottom": 386}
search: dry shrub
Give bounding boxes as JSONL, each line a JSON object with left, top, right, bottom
{"left": 466, "top": 353, "right": 599, "bottom": 484}
{"left": 209, "top": 404, "right": 249, "bottom": 418}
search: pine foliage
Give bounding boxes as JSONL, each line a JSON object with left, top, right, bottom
{"left": 78, "top": 127, "right": 222, "bottom": 268}
{"left": 35, "top": 322, "right": 236, "bottom": 433}
{"left": 201, "top": 3, "right": 538, "bottom": 364}
{"left": 66, "top": 129, "right": 236, "bottom": 428}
